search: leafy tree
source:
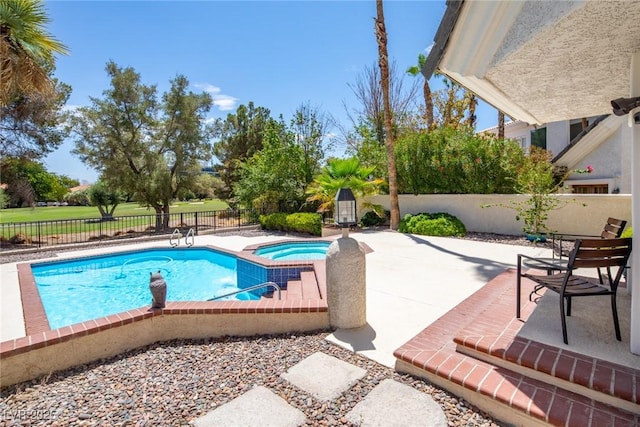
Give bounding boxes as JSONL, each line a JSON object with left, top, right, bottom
{"left": 375, "top": 0, "right": 400, "bottom": 230}
{"left": 191, "top": 172, "right": 222, "bottom": 200}
{"left": 0, "top": 0, "right": 68, "bottom": 106}
{"left": 1, "top": 76, "right": 71, "bottom": 159}
{"left": 432, "top": 77, "right": 476, "bottom": 129}
{"left": 306, "top": 157, "right": 383, "bottom": 214}
{"left": 69, "top": 61, "right": 213, "bottom": 230}
{"left": 235, "top": 119, "right": 307, "bottom": 213}
{"left": 406, "top": 53, "right": 434, "bottom": 128}
{"left": 0, "top": 158, "right": 67, "bottom": 205}
{"left": 88, "top": 181, "right": 121, "bottom": 220}
{"left": 0, "top": 187, "right": 7, "bottom": 209}
{"left": 211, "top": 102, "right": 272, "bottom": 200}
{"left": 394, "top": 126, "right": 526, "bottom": 194}
{"left": 290, "top": 102, "right": 332, "bottom": 192}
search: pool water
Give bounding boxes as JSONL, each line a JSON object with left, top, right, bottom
{"left": 254, "top": 241, "right": 331, "bottom": 261}
{"left": 32, "top": 248, "right": 256, "bottom": 329}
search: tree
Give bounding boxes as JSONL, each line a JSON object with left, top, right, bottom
{"left": 0, "top": 0, "right": 68, "bottom": 106}
{"left": 0, "top": 0, "right": 71, "bottom": 160}
{"left": 406, "top": 53, "right": 434, "bottom": 128}
{"left": 69, "top": 61, "right": 213, "bottom": 230}
{"left": 345, "top": 62, "right": 419, "bottom": 148}
{"left": 374, "top": 0, "right": 400, "bottom": 230}
{"left": 290, "top": 102, "right": 332, "bottom": 192}
{"left": 235, "top": 119, "right": 307, "bottom": 213}
{"left": 88, "top": 181, "right": 121, "bottom": 220}
{"left": 432, "top": 76, "right": 475, "bottom": 128}
{"left": 191, "top": 173, "right": 222, "bottom": 200}
{"left": 211, "top": 102, "right": 272, "bottom": 200}
{"left": 306, "top": 157, "right": 383, "bottom": 214}
{"left": 498, "top": 111, "right": 505, "bottom": 139}
{"left": 0, "top": 158, "right": 72, "bottom": 206}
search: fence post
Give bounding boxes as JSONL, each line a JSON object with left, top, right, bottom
{"left": 37, "top": 221, "right": 42, "bottom": 248}
{"left": 180, "top": 212, "right": 184, "bottom": 228}
{"left": 194, "top": 212, "right": 198, "bottom": 234}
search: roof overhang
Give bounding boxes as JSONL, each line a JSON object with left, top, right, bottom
{"left": 424, "top": 0, "right": 640, "bottom": 125}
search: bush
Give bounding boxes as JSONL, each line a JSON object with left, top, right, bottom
{"left": 259, "top": 212, "right": 322, "bottom": 236}
{"left": 399, "top": 212, "right": 466, "bottom": 237}
{"left": 360, "top": 210, "right": 387, "bottom": 227}
{"left": 621, "top": 227, "right": 632, "bottom": 238}
{"left": 259, "top": 213, "right": 288, "bottom": 231}
{"left": 64, "top": 189, "right": 90, "bottom": 206}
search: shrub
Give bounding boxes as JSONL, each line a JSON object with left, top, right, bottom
{"left": 259, "top": 212, "right": 322, "bottom": 236}
{"left": 259, "top": 213, "right": 288, "bottom": 231}
{"left": 399, "top": 212, "right": 466, "bottom": 237}
{"left": 621, "top": 227, "right": 632, "bottom": 238}
{"left": 360, "top": 210, "right": 387, "bottom": 227}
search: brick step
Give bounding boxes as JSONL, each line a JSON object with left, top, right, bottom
{"left": 300, "top": 271, "right": 320, "bottom": 300}
{"left": 394, "top": 269, "right": 639, "bottom": 426}
{"left": 285, "top": 280, "right": 302, "bottom": 300}
{"left": 452, "top": 269, "right": 639, "bottom": 415}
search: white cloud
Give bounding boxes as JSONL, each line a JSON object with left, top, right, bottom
{"left": 212, "top": 94, "right": 239, "bottom": 111}
{"left": 194, "top": 83, "right": 221, "bottom": 94}
{"left": 194, "top": 82, "right": 238, "bottom": 112}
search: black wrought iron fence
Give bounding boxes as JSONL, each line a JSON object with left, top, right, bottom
{"left": 0, "top": 209, "right": 258, "bottom": 251}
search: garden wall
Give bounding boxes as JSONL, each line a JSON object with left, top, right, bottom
{"left": 363, "top": 194, "right": 632, "bottom": 236}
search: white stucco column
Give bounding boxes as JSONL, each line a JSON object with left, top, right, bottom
{"left": 630, "top": 52, "right": 640, "bottom": 355}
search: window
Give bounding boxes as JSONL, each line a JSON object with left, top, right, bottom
{"left": 530, "top": 127, "right": 546, "bottom": 149}
{"left": 571, "top": 184, "right": 608, "bottom": 194}
{"left": 570, "top": 120, "right": 587, "bottom": 141}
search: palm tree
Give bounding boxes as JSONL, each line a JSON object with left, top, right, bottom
{"left": 0, "top": 0, "right": 68, "bottom": 106}
{"left": 406, "top": 54, "right": 434, "bottom": 128}
{"left": 306, "top": 157, "right": 383, "bottom": 214}
{"left": 498, "top": 111, "right": 505, "bottom": 139}
{"left": 374, "top": 0, "right": 400, "bottom": 230}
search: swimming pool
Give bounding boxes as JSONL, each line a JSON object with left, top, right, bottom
{"left": 31, "top": 248, "right": 257, "bottom": 329}
{"left": 254, "top": 241, "right": 331, "bottom": 261}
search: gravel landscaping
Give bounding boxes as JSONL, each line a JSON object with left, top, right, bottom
{"left": 1, "top": 331, "right": 502, "bottom": 426}
{"left": 1, "top": 230, "right": 542, "bottom": 426}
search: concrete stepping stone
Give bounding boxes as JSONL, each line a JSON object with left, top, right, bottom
{"left": 192, "top": 386, "right": 305, "bottom": 427}
{"left": 280, "top": 351, "right": 366, "bottom": 401}
{"left": 346, "top": 379, "right": 447, "bottom": 427}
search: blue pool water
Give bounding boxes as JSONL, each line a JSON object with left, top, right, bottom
{"left": 254, "top": 241, "right": 331, "bottom": 261}
{"left": 31, "top": 248, "right": 256, "bottom": 329}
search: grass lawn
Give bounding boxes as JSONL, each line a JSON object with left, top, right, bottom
{"left": 0, "top": 200, "right": 229, "bottom": 224}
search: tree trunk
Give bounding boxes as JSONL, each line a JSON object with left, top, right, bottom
{"left": 424, "top": 80, "right": 434, "bottom": 128}
{"left": 162, "top": 203, "right": 171, "bottom": 230}
{"left": 498, "top": 111, "right": 505, "bottom": 139}
{"left": 467, "top": 93, "right": 477, "bottom": 128}
{"left": 153, "top": 206, "right": 164, "bottom": 232}
{"left": 375, "top": 0, "right": 400, "bottom": 230}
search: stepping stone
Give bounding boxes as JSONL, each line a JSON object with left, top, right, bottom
{"left": 346, "top": 379, "right": 447, "bottom": 427}
{"left": 280, "top": 351, "right": 366, "bottom": 401}
{"left": 192, "top": 386, "right": 305, "bottom": 427}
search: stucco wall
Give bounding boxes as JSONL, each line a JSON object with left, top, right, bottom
{"left": 363, "top": 194, "right": 631, "bottom": 236}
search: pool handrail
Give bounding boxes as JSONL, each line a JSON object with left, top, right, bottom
{"left": 169, "top": 228, "right": 181, "bottom": 247}
{"left": 185, "top": 228, "right": 195, "bottom": 247}
{"left": 207, "top": 281, "right": 281, "bottom": 301}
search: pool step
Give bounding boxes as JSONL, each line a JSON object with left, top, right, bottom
{"left": 300, "top": 271, "right": 321, "bottom": 300}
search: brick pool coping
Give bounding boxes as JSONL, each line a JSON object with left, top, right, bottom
{"left": 2, "top": 242, "right": 334, "bottom": 360}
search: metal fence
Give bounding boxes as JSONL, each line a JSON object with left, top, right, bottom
{"left": 0, "top": 209, "right": 259, "bottom": 251}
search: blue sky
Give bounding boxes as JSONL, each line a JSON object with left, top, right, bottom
{"left": 44, "top": 0, "right": 499, "bottom": 183}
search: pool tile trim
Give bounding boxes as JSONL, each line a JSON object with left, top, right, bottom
{"left": 6, "top": 244, "right": 329, "bottom": 361}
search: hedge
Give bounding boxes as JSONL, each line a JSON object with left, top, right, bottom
{"left": 259, "top": 212, "right": 322, "bottom": 236}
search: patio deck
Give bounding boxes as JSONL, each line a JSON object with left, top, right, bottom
{"left": 394, "top": 269, "right": 639, "bottom": 426}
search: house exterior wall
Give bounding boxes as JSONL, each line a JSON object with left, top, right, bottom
{"left": 486, "top": 116, "right": 630, "bottom": 194}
